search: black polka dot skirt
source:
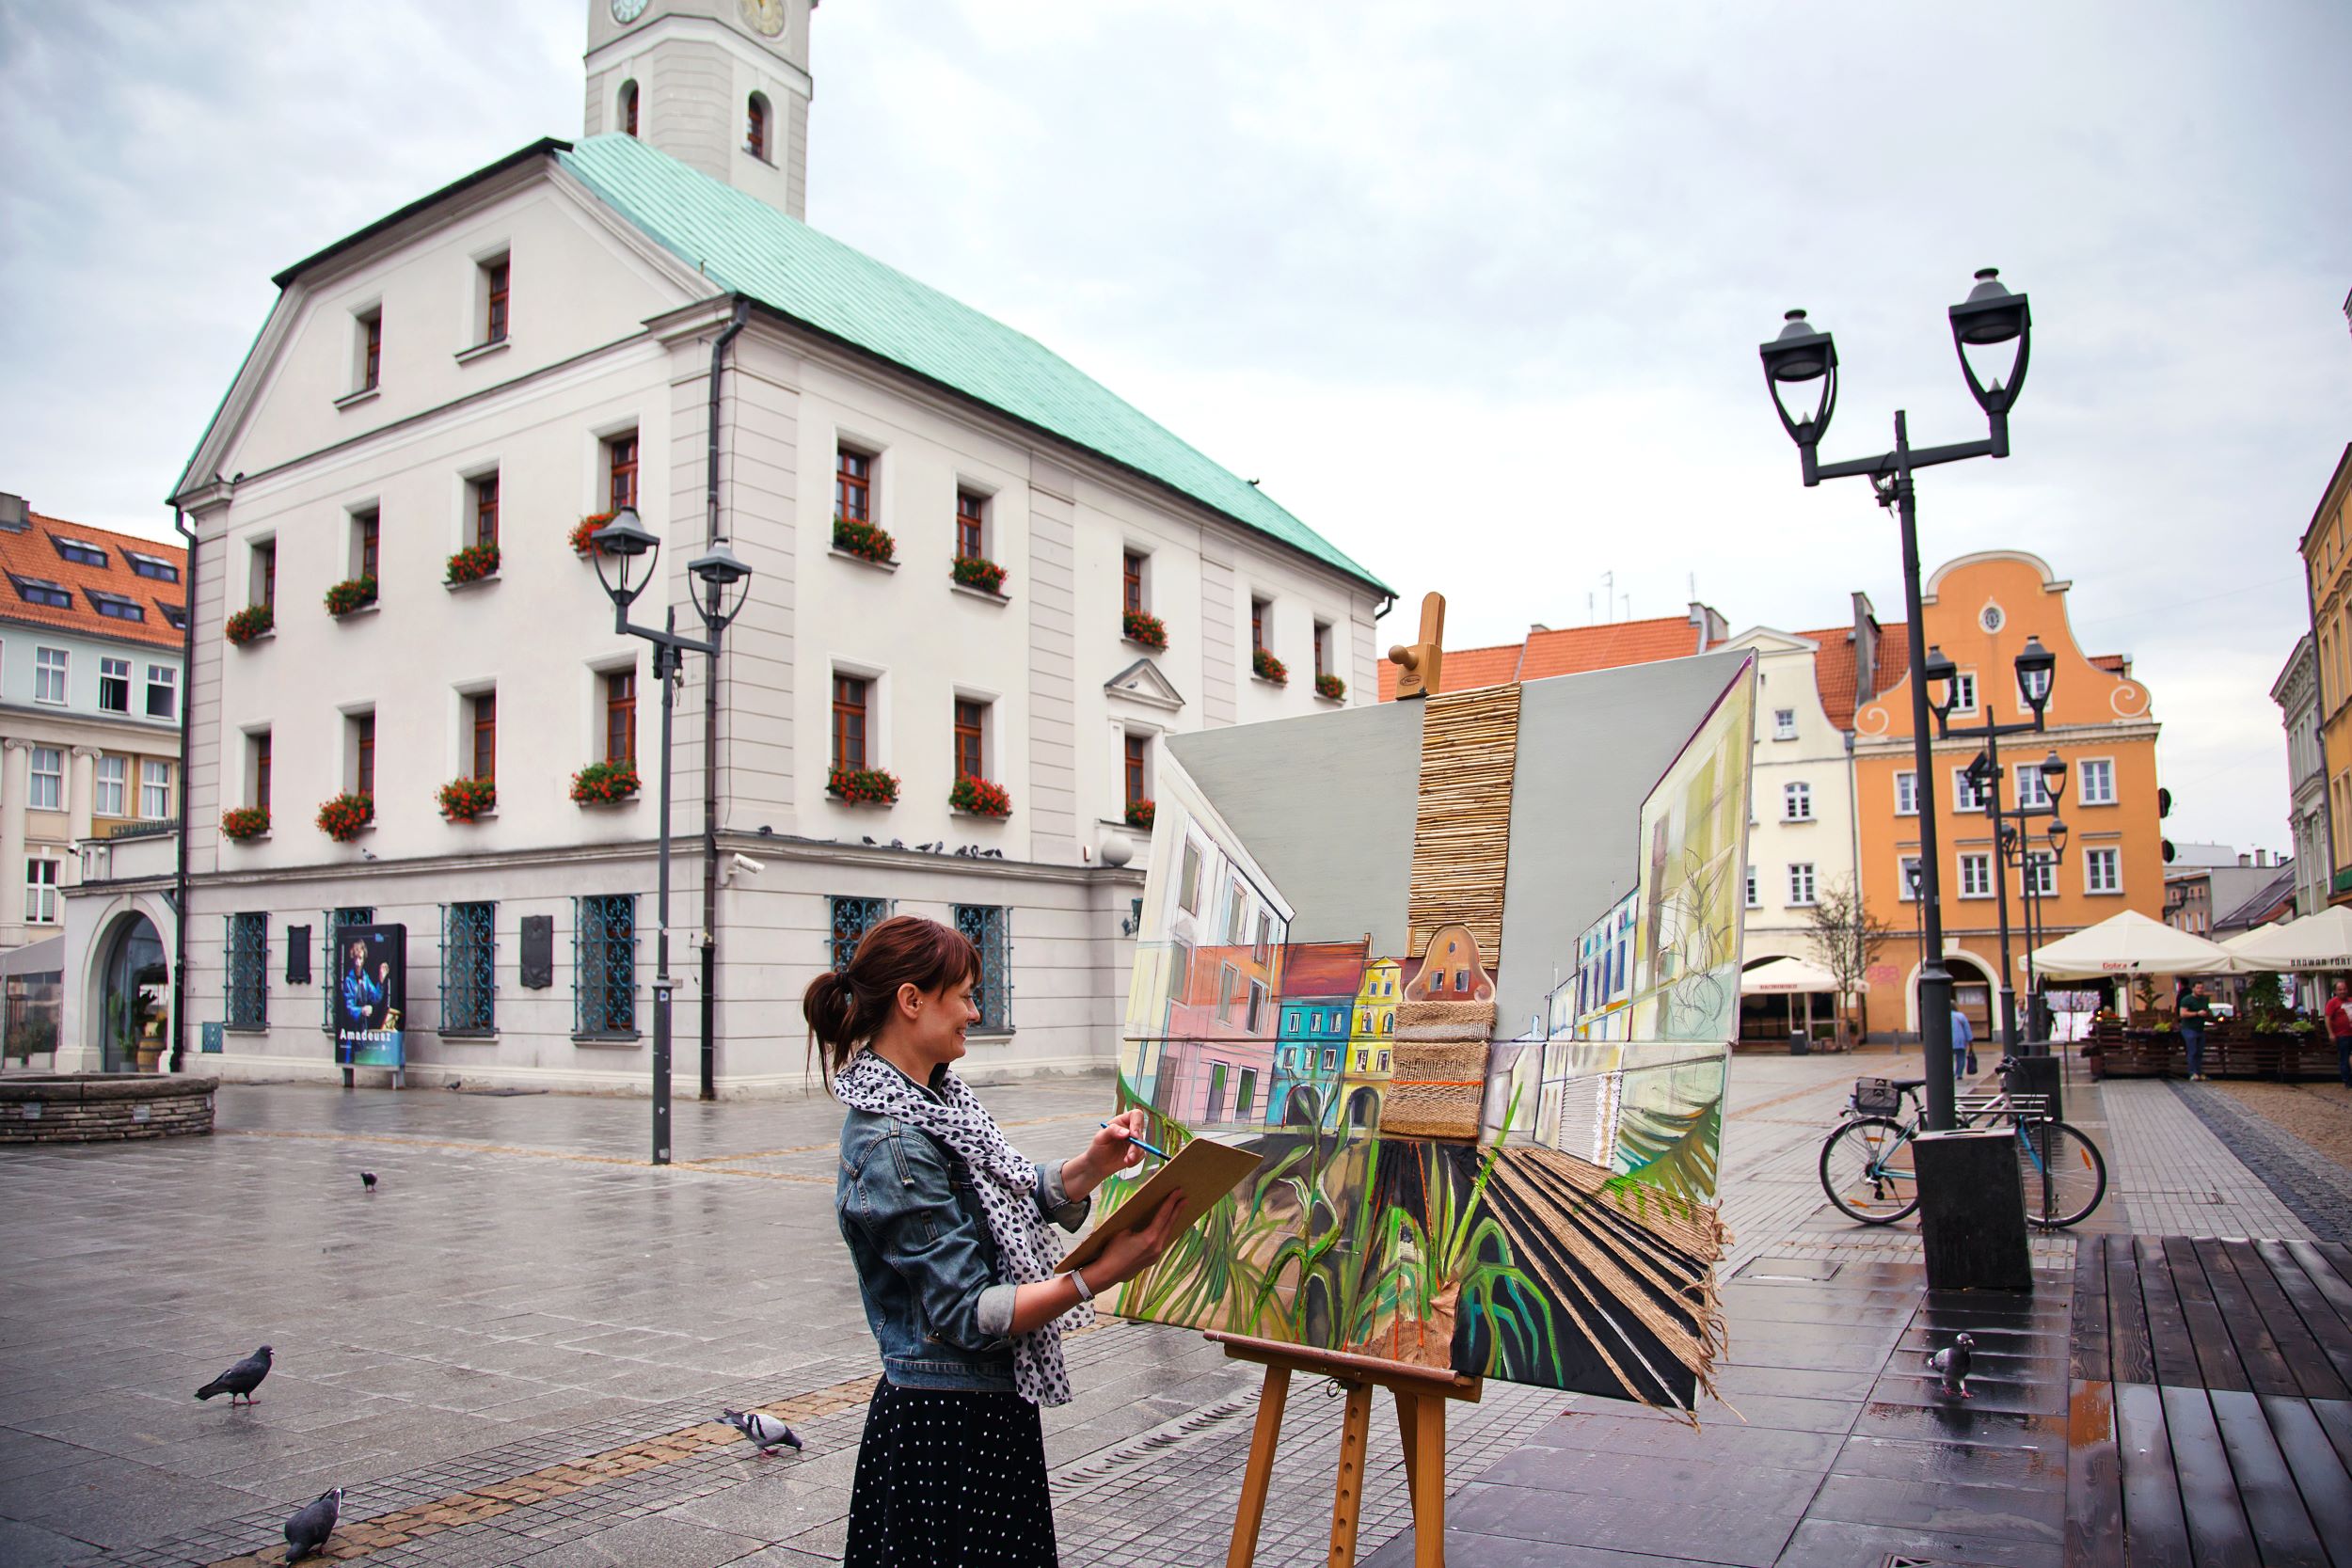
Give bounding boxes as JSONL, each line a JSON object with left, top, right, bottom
{"left": 844, "top": 1377, "right": 1057, "bottom": 1567}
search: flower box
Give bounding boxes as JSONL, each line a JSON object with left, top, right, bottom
{"left": 1122, "top": 609, "right": 1168, "bottom": 650}
{"left": 570, "top": 759, "right": 641, "bottom": 805}
{"left": 437, "top": 776, "right": 496, "bottom": 823}
{"left": 316, "top": 792, "right": 373, "bottom": 842}
{"left": 951, "top": 555, "right": 1009, "bottom": 595}
{"left": 325, "top": 576, "right": 378, "bottom": 617}
{"left": 828, "top": 766, "right": 900, "bottom": 806}
{"left": 220, "top": 806, "right": 270, "bottom": 842}
{"left": 1124, "top": 799, "right": 1155, "bottom": 832}
{"left": 833, "top": 517, "right": 897, "bottom": 566}
{"left": 1253, "top": 648, "right": 1289, "bottom": 686}
{"left": 1315, "top": 672, "right": 1346, "bottom": 701}
{"left": 225, "top": 605, "right": 274, "bottom": 645}
{"left": 445, "top": 542, "right": 500, "bottom": 585}
{"left": 949, "top": 775, "right": 1011, "bottom": 817}
{"left": 570, "top": 512, "right": 617, "bottom": 558}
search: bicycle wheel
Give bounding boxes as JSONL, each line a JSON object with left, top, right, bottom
{"left": 1820, "top": 1117, "right": 1921, "bottom": 1225}
{"left": 2014, "top": 1119, "right": 2107, "bottom": 1228}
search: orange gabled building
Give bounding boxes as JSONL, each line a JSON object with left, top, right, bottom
{"left": 1851, "top": 551, "right": 2163, "bottom": 1035}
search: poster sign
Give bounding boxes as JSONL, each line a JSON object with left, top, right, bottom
{"left": 332, "top": 923, "right": 406, "bottom": 1072}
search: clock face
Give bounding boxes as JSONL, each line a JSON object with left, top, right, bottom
{"left": 739, "top": 0, "right": 786, "bottom": 37}
{"left": 611, "top": 0, "right": 649, "bottom": 22}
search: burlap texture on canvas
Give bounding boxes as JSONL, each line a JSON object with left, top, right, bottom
{"left": 1383, "top": 1041, "right": 1488, "bottom": 1139}
{"left": 1393, "top": 1000, "right": 1497, "bottom": 1033}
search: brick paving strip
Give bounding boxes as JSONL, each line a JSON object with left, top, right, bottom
{"left": 2165, "top": 1081, "right": 2352, "bottom": 1245}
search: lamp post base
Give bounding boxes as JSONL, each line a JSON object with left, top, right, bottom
{"left": 1914, "top": 1128, "right": 2032, "bottom": 1292}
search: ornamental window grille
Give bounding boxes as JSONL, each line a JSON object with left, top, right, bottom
{"left": 321, "top": 907, "right": 375, "bottom": 1031}
{"left": 953, "top": 904, "right": 1009, "bottom": 1031}
{"left": 574, "top": 894, "right": 637, "bottom": 1036}
{"left": 830, "top": 895, "right": 889, "bottom": 973}
{"left": 226, "top": 912, "right": 268, "bottom": 1028}
{"left": 441, "top": 901, "right": 496, "bottom": 1034}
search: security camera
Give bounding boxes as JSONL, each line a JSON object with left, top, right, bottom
{"left": 729, "top": 852, "right": 766, "bottom": 877}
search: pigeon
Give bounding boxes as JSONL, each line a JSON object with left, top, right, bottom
{"left": 360, "top": 1171, "right": 377, "bottom": 1193}
{"left": 283, "top": 1487, "right": 342, "bottom": 1562}
{"left": 722, "top": 1408, "right": 803, "bottom": 1456}
{"left": 197, "top": 1345, "right": 274, "bottom": 1405}
{"left": 1928, "top": 1333, "right": 1976, "bottom": 1399}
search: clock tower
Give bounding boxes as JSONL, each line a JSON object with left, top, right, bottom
{"left": 584, "top": 0, "right": 816, "bottom": 220}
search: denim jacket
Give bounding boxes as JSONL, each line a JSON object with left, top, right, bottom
{"left": 836, "top": 1092, "right": 1089, "bottom": 1392}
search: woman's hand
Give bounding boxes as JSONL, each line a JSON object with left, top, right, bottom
{"left": 1086, "top": 1190, "right": 1187, "bottom": 1290}
{"left": 1061, "top": 1109, "right": 1151, "bottom": 1199}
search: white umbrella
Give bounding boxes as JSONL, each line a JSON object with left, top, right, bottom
{"left": 2220, "top": 923, "right": 2282, "bottom": 954}
{"left": 1740, "top": 956, "right": 1850, "bottom": 993}
{"left": 2026, "top": 909, "right": 2250, "bottom": 978}
{"left": 2227, "top": 907, "right": 2352, "bottom": 970}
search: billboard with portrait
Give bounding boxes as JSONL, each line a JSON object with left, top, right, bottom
{"left": 332, "top": 923, "right": 406, "bottom": 1070}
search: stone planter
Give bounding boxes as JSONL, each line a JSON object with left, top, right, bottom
{"left": 0, "top": 1073, "right": 218, "bottom": 1143}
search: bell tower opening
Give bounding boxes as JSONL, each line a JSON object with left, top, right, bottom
{"left": 584, "top": 0, "right": 815, "bottom": 221}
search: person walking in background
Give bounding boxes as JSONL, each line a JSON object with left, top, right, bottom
{"left": 1950, "top": 1006, "right": 1975, "bottom": 1083}
{"left": 2179, "top": 981, "right": 2213, "bottom": 1082}
{"left": 2328, "top": 978, "right": 2352, "bottom": 1089}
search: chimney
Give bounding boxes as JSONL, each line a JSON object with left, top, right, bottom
{"left": 0, "top": 494, "right": 25, "bottom": 532}
{"left": 1689, "top": 601, "right": 1726, "bottom": 651}
{"left": 1851, "top": 591, "right": 1880, "bottom": 704}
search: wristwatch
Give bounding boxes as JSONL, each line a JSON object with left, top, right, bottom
{"left": 1069, "top": 1267, "right": 1095, "bottom": 1304}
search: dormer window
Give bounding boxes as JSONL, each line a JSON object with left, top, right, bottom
{"left": 746, "top": 94, "right": 770, "bottom": 161}
{"left": 158, "top": 603, "right": 187, "bottom": 630}
{"left": 125, "top": 549, "right": 179, "bottom": 583}
{"left": 52, "top": 536, "right": 107, "bottom": 568}
{"left": 9, "top": 575, "right": 72, "bottom": 610}
{"left": 86, "top": 589, "right": 146, "bottom": 623}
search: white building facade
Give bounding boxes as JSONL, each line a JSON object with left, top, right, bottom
{"left": 164, "top": 0, "right": 1389, "bottom": 1099}
{"left": 2274, "top": 634, "right": 2328, "bottom": 923}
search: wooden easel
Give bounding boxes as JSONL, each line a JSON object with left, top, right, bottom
{"left": 1208, "top": 1330, "right": 1484, "bottom": 1568}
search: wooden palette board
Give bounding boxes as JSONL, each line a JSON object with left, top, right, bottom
{"left": 1057, "top": 1137, "right": 1263, "bottom": 1276}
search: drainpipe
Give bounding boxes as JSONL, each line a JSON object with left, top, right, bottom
{"left": 700, "top": 296, "right": 750, "bottom": 1101}
{"left": 168, "top": 505, "right": 196, "bottom": 1073}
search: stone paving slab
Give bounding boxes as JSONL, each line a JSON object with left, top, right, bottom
{"left": 2100, "top": 1080, "right": 2315, "bottom": 1241}
{"left": 2167, "top": 1081, "right": 2352, "bottom": 1244}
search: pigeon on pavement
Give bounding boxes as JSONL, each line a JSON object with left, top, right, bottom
{"left": 283, "top": 1487, "right": 342, "bottom": 1562}
{"left": 197, "top": 1346, "right": 274, "bottom": 1405}
{"left": 1928, "top": 1332, "right": 1976, "bottom": 1399}
{"left": 722, "top": 1408, "right": 803, "bottom": 1455}
{"left": 360, "top": 1171, "right": 377, "bottom": 1192}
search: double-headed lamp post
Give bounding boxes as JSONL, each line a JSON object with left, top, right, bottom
{"left": 589, "top": 510, "right": 753, "bottom": 1165}
{"left": 1761, "top": 267, "right": 2033, "bottom": 1133}
{"left": 2002, "top": 811, "right": 2070, "bottom": 1038}
{"left": 1931, "top": 639, "right": 2064, "bottom": 1056}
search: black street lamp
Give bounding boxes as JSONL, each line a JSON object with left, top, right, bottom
{"left": 1761, "top": 267, "right": 2033, "bottom": 1133}
{"left": 1905, "top": 860, "right": 1926, "bottom": 1047}
{"left": 1941, "top": 647, "right": 2066, "bottom": 1058}
{"left": 590, "top": 510, "right": 753, "bottom": 1165}
{"left": 2003, "top": 811, "right": 2069, "bottom": 1038}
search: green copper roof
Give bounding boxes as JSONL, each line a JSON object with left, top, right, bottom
{"left": 558, "top": 135, "right": 1388, "bottom": 594}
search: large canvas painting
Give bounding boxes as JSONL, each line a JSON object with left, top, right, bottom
{"left": 1105, "top": 651, "right": 1755, "bottom": 1411}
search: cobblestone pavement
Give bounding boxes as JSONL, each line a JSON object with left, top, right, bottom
{"left": 2167, "top": 1080, "right": 2352, "bottom": 1245}
{"left": 3, "top": 1045, "right": 2320, "bottom": 1566}
{"left": 2098, "top": 1078, "right": 2316, "bottom": 1241}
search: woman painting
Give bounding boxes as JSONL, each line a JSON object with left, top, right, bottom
{"left": 805, "top": 914, "right": 1184, "bottom": 1566}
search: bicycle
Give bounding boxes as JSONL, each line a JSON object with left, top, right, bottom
{"left": 1818, "top": 1060, "right": 2107, "bottom": 1228}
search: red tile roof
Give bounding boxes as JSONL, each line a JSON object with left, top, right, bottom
{"left": 2090, "top": 653, "right": 2128, "bottom": 676}
{"left": 0, "top": 514, "right": 188, "bottom": 651}
{"left": 1376, "top": 615, "right": 1703, "bottom": 700}
{"left": 1795, "top": 622, "right": 1906, "bottom": 730}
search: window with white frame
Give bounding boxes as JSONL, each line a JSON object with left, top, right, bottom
{"left": 1959, "top": 852, "right": 1994, "bottom": 897}
{"left": 1772, "top": 708, "right": 1797, "bottom": 740}
{"left": 1899, "top": 854, "right": 1923, "bottom": 901}
{"left": 140, "top": 760, "right": 170, "bottom": 819}
{"left": 1745, "top": 864, "right": 1757, "bottom": 909}
{"left": 2017, "top": 765, "right": 2051, "bottom": 809}
{"left": 1954, "top": 767, "right": 1989, "bottom": 813}
{"left": 94, "top": 755, "right": 125, "bottom": 817}
{"left": 33, "top": 647, "right": 65, "bottom": 705}
{"left": 24, "top": 857, "right": 57, "bottom": 924}
{"left": 29, "top": 747, "right": 61, "bottom": 811}
{"left": 1895, "top": 770, "right": 1918, "bottom": 816}
{"left": 1783, "top": 781, "right": 1813, "bottom": 821}
{"left": 2085, "top": 846, "right": 2122, "bottom": 894}
{"left": 1788, "top": 862, "right": 1817, "bottom": 906}
{"left": 98, "top": 657, "right": 130, "bottom": 714}
{"left": 1949, "top": 672, "right": 1978, "bottom": 714}
{"left": 2079, "top": 758, "right": 2116, "bottom": 805}
{"left": 146, "top": 664, "right": 177, "bottom": 720}
{"left": 2026, "top": 852, "right": 2056, "bottom": 896}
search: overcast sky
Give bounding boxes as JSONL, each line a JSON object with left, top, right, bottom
{"left": 3, "top": 0, "right": 2345, "bottom": 859}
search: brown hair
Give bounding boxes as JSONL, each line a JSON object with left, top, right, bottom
{"left": 803, "top": 913, "right": 980, "bottom": 1083}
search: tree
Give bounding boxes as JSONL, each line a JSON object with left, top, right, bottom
{"left": 1805, "top": 875, "right": 1893, "bottom": 1042}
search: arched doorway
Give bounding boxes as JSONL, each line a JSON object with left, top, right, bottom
{"left": 1283, "top": 1085, "right": 1320, "bottom": 1128}
{"left": 1344, "top": 1086, "right": 1378, "bottom": 1128}
{"left": 98, "top": 913, "right": 167, "bottom": 1073}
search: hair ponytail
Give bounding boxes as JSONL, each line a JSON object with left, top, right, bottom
{"left": 802, "top": 914, "right": 979, "bottom": 1086}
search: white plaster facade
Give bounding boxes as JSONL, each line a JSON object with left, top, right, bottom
{"left": 160, "top": 1, "right": 1386, "bottom": 1096}
{"left": 2274, "top": 634, "right": 2328, "bottom": 921}
{"left": 1721, "top": 627, "right": 1859, "bottom": 973}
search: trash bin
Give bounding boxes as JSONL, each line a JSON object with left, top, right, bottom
{"left": 2005, "top": 1051, "right": 2063, "bottom": 1122}
{"left": 1789, "top": 1029, "right": 1810, "bottom": 1056}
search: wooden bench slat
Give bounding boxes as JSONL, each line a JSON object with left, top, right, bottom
{"left": 2160, "top": 1386, "right": 2260, "bottom": 1567}
{"left": 2136, "top": 1238, "right": 2202, "bottom": 1388}
{"left": 2207, "top": 1388, "right": 2328, "bottom": 1567}
{"left": 2115, "top": 1382, "right": 2193, "bottom": 1568}
{"left": 2109, "top": 1240, "right": 2156, "bottom": 1386}
{"left": 2072, "top": 1235, "right": 2112, "bottom": 1383}
{"left": 2258, "top": 1394, "right": 2352, "bottom": 1568}
{"left": 2162, "top": 1236, "right": 2249, "bottom": 1394}
{"left": 2215, "top": 1240, "right": 2347, "bottom": 1402}
{"left": 2259, "top": 1241, "right": 2352, "bottom": 1392}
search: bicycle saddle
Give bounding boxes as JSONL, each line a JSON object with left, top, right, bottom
{"left": 1887, "top": 1078, "right": 1927, "bottom": 1091}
